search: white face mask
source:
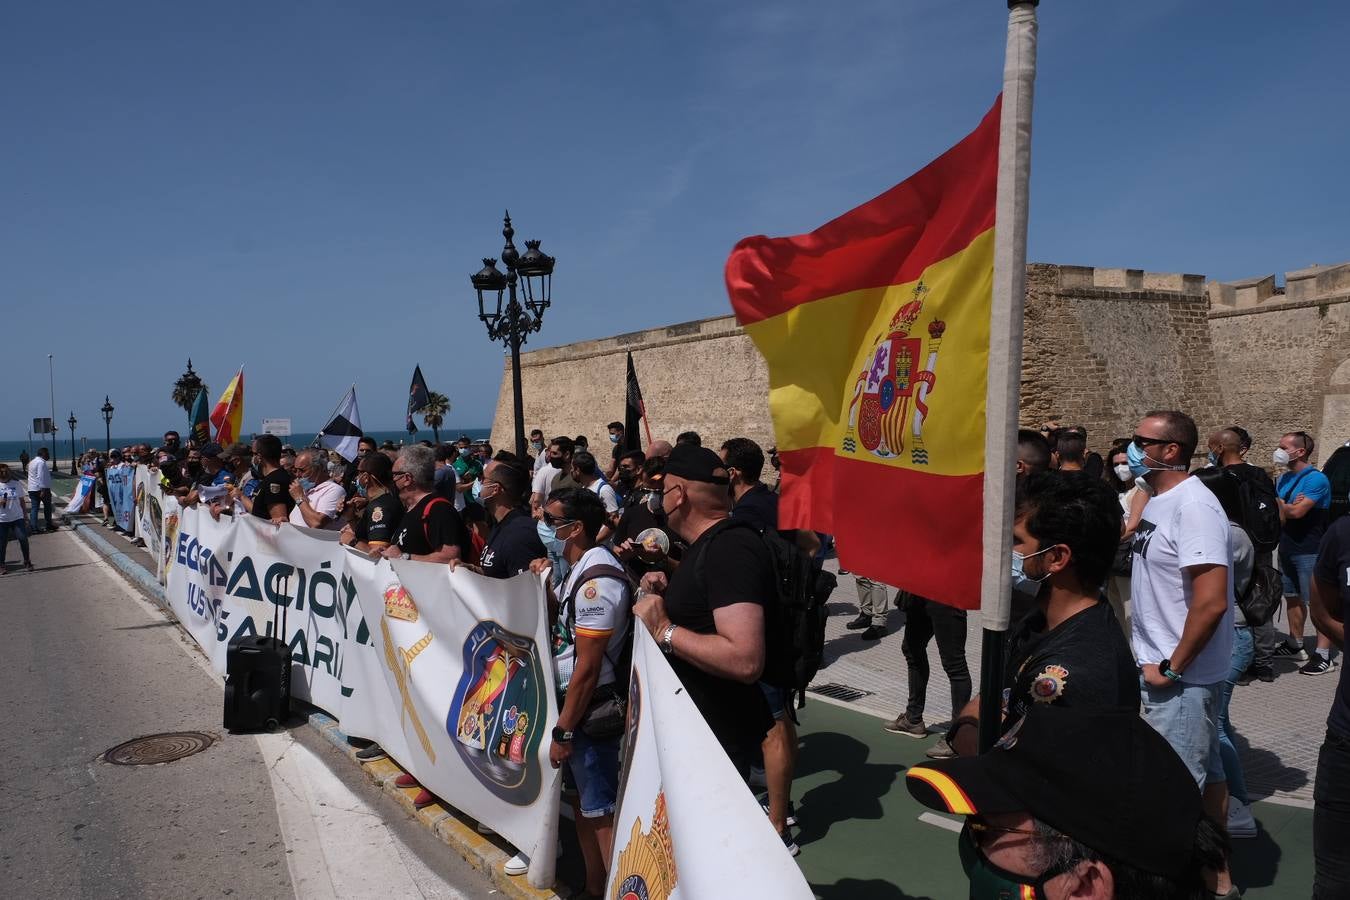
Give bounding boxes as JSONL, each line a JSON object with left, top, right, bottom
{"left": 1273, "top": 448, "right": 1292, "bottom": 466}
{"left": 1113, "top": 464, "right": 1132, "bottom": 483}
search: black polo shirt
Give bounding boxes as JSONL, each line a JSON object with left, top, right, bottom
{"left": 355, "top": 492, "right": 403, "bottom": 548}
{"left": 1002, "top": 600, "right": 1139, "bottom": 733}
{"left": 731, "top": 482, "right": 779, "bottom": 532}
{"left": 252, "top": 468, "right": 295, "bottom": 520}
{"left": 663, "top": 519, "right": 774, "bottom": 767}
{"left": 1315, "top": 518, "right": 1350, "bottom": 736}
{"left": 480, "top": 507, "right": 547, "bottom": 579}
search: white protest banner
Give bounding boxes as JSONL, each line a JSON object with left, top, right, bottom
{"left": 607, "top": 626, "right": 813, "bottom": 899}
{"left": 133, "top": 465, "right": 169, "bottom": 581}
{"left": 106, "top": 462, "right": 135, "bottom": 532}
{"left": 166, "top": 504, "right": 361, "bottom": 713}
{"left": 354, "top": 558, "right": 562, "bottom": 888}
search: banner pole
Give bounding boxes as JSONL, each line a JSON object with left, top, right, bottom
{"left": 978, "top": 0, "right": 1038, "bottom": 753}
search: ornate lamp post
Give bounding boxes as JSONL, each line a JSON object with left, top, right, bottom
{"left": 67, "top": 411, "right": 78, "bottom": 475}
{"left": 102, "top": 396, "right": 115, "bottom": 453}
{"left": 471, "top": 211, "right": 555, "bottom": 458}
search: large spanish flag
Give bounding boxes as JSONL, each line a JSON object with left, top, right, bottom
{"left": 210, "top": 367, "right": 245, "bottom": 445}
{"left": 726, "top": 98, "right": 999, "bottom": 609}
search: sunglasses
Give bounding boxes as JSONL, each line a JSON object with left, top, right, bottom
{"left": 1130, "top": 435, "right": 1175, "bottom": 448}
{"left": 541, "top": 511, "right": 577, "bottom": 528}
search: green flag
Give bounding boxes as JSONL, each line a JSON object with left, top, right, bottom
{"left": 189, "top": 388, "right": 210, "bottom": 445}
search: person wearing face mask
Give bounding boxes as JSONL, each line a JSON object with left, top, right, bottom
{"left": 232, "top": 434, "right": 294, "bottom": 523}
{"left": 162, "top": 430, "right": 187, "bottom": 461}
{"left": 528, "top": 429, "right": 548, "bottom": 472}
{"left": 223, "top": 443, "right": 259, "bottom": 517}
{"left": 452, "top": 458, "right": 545, "bottom": 579}
{"left": 603, "top": 421, "right": 627, "bottom": 481}
{"left": 908, "top": 704, "right": 1225, "bottom": 900}
{"left": 1126, "top": 410, "right": 1238, "bottom": 899}
{"left": 631, "top": 444, "right": 775, "bottom": 788}
{"left": 948, "top": 471, "right": 1138, "bottom": 758}
{"left": 610, "top": 456, "right": 680, "bottom": 581}
{"left": 286, "top": 449, "right": 345, "bottom": 530}
{"left": 570, "top": 451, "right": 619, "bottom": 542}
{"left": 531, "top": 436, "right": 577, "bottom": 516}
{"left": 1272, "top": 430, "right": 1337, "bottom": 676}
{"left": 339, "top": 451, "right": 403, "bottom": 553}
{"left": 611, "top": 449, "right": 644, "bottom": 505}
{"left": 1103, "top": 443, "right": 1145, "bottom": 641}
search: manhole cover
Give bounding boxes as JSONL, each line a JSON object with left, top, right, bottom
{"left": 102, "top": 731, "right": 215, "bottom": 766}
{"left": 808, "top": 682, "right": 876, "bottom": 703}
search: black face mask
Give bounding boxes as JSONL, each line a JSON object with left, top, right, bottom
{"left": 617, "top": 471, "right": 637, "bottom": 487}
{"left": 186, "top": 461, "right": 202, "bottom": 475}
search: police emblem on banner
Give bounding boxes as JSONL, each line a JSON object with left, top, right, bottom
{"left": 383, "top": 583, "right": 418, "bottom": 622}
{"left": 610, "top": 792, "right": 677, "bottom": 900}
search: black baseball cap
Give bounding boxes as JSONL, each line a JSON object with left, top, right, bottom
{"left": 663, "top": 443, "right": 730, "bottom": 485}
{"left": 905, "top": 705, "right": 1201, "bottom": 879}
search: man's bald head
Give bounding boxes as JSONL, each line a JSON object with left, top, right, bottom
{"left": 1208, "top": 428, "right": 1244, "bottom": 466}
{"left": 648, "top": 440, "right": 673, "bottom": 459}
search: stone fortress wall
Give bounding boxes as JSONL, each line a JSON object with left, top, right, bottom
{"left": 491, "top": 261, "right": 1350, "bottom": 467}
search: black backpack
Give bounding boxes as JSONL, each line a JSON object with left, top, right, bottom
{"left": 1230, "top": 467, "right": 1281, "bottom": 554}
{"left": 695, "top": 518, "right": 837, "bottom": 706}
{"left": 1237, "top": 559, "right": 1281, "bottom": 627}
{"left": 1323, "top": 444, "right": 1350, "bottom": 523}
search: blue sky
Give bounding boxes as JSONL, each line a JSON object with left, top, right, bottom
{"left": 4, "top": 1, "right": 1347, "bottom": 440}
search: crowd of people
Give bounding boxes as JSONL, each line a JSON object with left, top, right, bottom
{"left": 20, "top": 410, "right": 1350, "bottom": 899}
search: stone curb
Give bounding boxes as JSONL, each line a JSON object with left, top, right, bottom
{"left": 68, "top": 517, "right": 569, "bottom": 900}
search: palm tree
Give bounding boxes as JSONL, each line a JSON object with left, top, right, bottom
{"left": 422, "top": 392, "right": 450, "bottom": 445}
{"left": 171, "top": 360, "right": 207, "bottom": 416}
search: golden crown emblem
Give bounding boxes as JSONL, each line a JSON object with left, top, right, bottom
{"left": 383, "top": 584, "right": 419, "bottom": 623}
{"left": 889, "top": 280, "right": 930, "bottom": 333}
{"left": 610, "top": 792, "right": 677, "bottom": 899}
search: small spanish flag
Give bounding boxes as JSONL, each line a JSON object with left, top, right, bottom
{"left": 726, "top": 98, "right": 999, "bottom": 609}
{"left": 210, "top": 367, "right": 245, "bottom": 445}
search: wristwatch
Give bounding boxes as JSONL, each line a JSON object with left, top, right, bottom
{"left": 401, "top": 552, "right": 412, "bottom": 561}
{"left": 1158, "top": 658, "right": 1182, "bottom": 681}
{"left": 551, "top": 726, "right": 574, "bottom": 743}
{"left": 660, "top": 623, "right": 678, "bottom": 655}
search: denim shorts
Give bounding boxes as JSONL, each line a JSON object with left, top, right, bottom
{"left": 563, "top": 728, "right": 621, "bottom": 819}
{"left": 759, "top": 681, "right": 789, "bottom": 721}
{"left": 1140, "top": 675, "right": 1225, "bottom": 789}
{"left": 1279, "top": 551, "right": 1317, "bottom": 603}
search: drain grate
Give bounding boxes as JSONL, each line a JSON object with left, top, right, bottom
{"left": 808, "top": 682, "right": 875, "bottom": 703}
{"left": 102, "top": 731, "right": 215, "bottom": 766}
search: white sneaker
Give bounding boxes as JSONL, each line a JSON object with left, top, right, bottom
{"left": 503, "top": 851, "right": 529, "bottom": 876}
{"left": 476, "top": 822, "right": 496, "bottom": 835}
{"left": 1227, "top": 797, "right": 1257, "bottom": 838}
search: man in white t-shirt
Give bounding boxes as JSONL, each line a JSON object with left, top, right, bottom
{"left": 530, "top": 436, "right": 574, "bottom": 516}
{"left": 286, "top": 449, "right": 346, "bottom": 531}
{"left": 570, "top": 450, "right": 619, "bottom": 544}
{"left": 536, "top": 486, "right": 631, "bottom": 898}
{"left": 1127, "top": 409, "right": 1236, "bottom": 897}
{"left": 26, "top": 447, "right": 55, "bottom": 533}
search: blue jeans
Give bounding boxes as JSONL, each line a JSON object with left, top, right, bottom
{"left": 1218, "top": 626, "right": 1255, "bottom": 804}
{"left": 0, "top": 520, "right": 31, "bottom": 566}
{"left": 28, "top": 490, "right": 52, "bottom": 532}
{"left": 1279, "top": 550, "right": 1317, "bottom": 603}
{"left": 1140, "top": 675, "right": 1225, "bottom": 790}
{"left": 563, "top": 728, "right": 621, "bottom": 819}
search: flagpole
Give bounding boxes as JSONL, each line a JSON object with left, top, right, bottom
{"left": 978, "top": 0, "right": 1038, "bottom": 753}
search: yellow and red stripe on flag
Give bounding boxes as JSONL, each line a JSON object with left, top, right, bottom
{"left": 726, "top": 98, "right": 999, "bottom": 610}
{"left": 210, "top": 367, "right": 245, "bottom": 445}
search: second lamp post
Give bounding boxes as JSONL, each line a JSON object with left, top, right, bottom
{"left": 101, "top": 396, "right": 114, "bottom": 453}
{"left": 470, "top": 212, "right": 555, "bottom": 459}
{"left": 67, "top": 411, "right": 78, "bottom": 474}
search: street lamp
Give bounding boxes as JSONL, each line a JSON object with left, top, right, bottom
{"left": 471, "top": 211, "right": 555, "bottom": 459}
{"left": 102, "top": 396, "right": 115, "bottom": 453}
{"left": 67, "top": 411, "right": 78, "bottom": 475}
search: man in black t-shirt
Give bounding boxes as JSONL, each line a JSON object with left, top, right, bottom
{"left": 469, "top": 458, "right": 546, "bottom": 579}
{"left": 611, "top": 456, "right": 680, "bottom": 581}
{"left": 1212, "top": 426, "right": 1281, "bottom": 681}
{"left": 383, "top": 445, "right": 469, "bottom": 563}
{"left": 339, "top": 451, "right": 403, "bottom": 553}
{"left": 949, "top": 471, "right": 1138, "bottom": 757}
{"left": 632, "top": 444, "right": 774, "bottom": 782}
{"left": 237, "top": 433, "right": 294, "bottom": 523}
{"left": 1311, "top": 516, "right": 1350, "bottom": 894}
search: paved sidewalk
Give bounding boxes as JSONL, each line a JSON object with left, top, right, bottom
{"left": 810, "top": 563, "right": 1334, "bottom": 806}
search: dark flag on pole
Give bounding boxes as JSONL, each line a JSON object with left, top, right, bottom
{"left": 625, "top": 351, "right": 650, "bottom": 449}
{"left": 407, "top": 365, "right": 430, "bottom": 434}
{"left": 317, "top": 386, "right": 363, "bottom": 461}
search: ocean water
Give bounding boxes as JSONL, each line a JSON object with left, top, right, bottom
{"left": 0, "top": 427, "right": 490, "bottom": 464}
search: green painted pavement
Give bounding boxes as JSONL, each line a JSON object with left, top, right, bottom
{"left": 789, "top": 699, "right": 1315, "bottom": 899}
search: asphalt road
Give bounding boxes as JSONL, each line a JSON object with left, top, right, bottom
{"left": 0, "top": 525, "right": 485, "bottom": 900}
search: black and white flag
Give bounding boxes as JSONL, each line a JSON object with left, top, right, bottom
{"left": 317, "top": 386, "right": 363, "bottom": 462}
